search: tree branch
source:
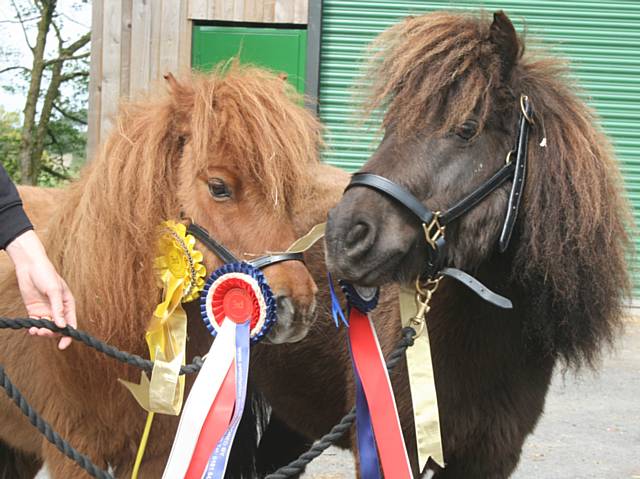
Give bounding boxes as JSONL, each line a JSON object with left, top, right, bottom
{"left": 10, "top": 0, "right": 35, "bottom": 52}
{"left": 61, "top": 31, "right": 91, "bottom": 56}
{"left": 44, "top": 51, "right": 90, "bottom": 67}
{"left": 51, "top": 16, "right": 63, "bottom": 45}
{"left": 0, "top": 17, "right": 40, "bottom": 24}
{"left": 44, "top": 127, "right": 73, "bottom": 181}
{"left": 0, "top": 66, "right": 30, "bottom": 75}
{"left": 41, "top": 164, "right": 71, "bottom": 181}
{"left": 60, "top": 71, "right": 89, "bottom": 82}
{"left": 52, "top": 102, "right": 87, "bottom": 125}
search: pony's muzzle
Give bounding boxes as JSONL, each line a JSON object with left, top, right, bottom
{"left": 265, "top": 295, "right": 316, "bottom": 344}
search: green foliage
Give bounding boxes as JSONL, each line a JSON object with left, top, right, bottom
{"left": 0, "top": 105, "right": 86, "bottom": 187}
{"left": 0, "top": 108, "right": 21, "bottom": 182}
{"left": 0, "top": 0, "right": 90, "bottom": 187}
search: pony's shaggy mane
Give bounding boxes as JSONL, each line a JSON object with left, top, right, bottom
{"left": 185, "top": 64, "right": 320, "bottom": 211}
{"left": 366, "top": 11, "right": 632, "bottom": 367}
{"left": 44, "top": 64, "right": 321, "bottom": 348}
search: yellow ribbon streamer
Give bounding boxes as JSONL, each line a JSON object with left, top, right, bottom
{"left": 399, "top": 286, "right": 445, "bottom": 470}
{"left": 285, "top": 222, "right": 326, "bottom": 253}
{"left": 118, "top": 221, "right": 206, "bottom": 478}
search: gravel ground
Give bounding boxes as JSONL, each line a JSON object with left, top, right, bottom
{"left": 303, "top": 318, "right": 640, "bottom": 479}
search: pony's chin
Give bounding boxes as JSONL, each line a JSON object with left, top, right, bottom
{"left": 263, "top": 296, "right": 315, "bottom": 345}
{"left": 327, "top": 248, "right": 410, "bottom": 287}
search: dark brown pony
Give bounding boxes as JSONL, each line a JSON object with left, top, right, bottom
{"left": 254, "top": 10, "right": 632, "bottom": 478}
{"left": 0, "top": 64, "right": 321, "bottom": 478}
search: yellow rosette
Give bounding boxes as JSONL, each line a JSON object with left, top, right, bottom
{"left": 120, "top": 221, "right": 206, "bottom": 478}
{"left": 121, "top": 220, "right": 205, "bottom": 413}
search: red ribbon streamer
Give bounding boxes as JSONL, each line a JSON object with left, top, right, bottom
{"left": 348, "top": 307, "right": 413, "bottom": 479}
{"left": 184, "top": 361, "right": 236, "bottom": 479}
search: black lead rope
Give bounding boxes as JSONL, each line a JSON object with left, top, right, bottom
{"left": 0, "top": 223, "right": 311, "bottom": 477}
{"left": 0, "top": 317, "right": 415, "bottom": 479}
{"left": 0, "top": 366, "right": 113, "bottom": 479}
{"left": 0, "top": 318, "right": 206, "bottom": 478}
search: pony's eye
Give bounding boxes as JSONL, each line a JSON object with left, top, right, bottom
{"left": 455, "top": 120, "right": 478, "bottom": 140}
{"left": 208, "top": 178, "right": 231, "bottom": 201}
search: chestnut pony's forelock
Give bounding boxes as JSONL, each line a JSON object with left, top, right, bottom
{"left": 187, "top": 64, "right": 321, "bottom": 212}
{"left": 44, "top": 64, "right": 320, "bottom": 346}
{"left": 365, "top": 11, "right": 632, "bottom": 367}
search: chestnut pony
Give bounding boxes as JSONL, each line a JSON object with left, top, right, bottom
{"left": 254, "top": 11, "right": 632, "bottom": 479}
{"left": 0, "top": 65, "right": 321, "bottom": 478}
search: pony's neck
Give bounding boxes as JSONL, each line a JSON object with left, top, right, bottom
{"left": 48, "top": 176, "right": 167, "bottom": 351}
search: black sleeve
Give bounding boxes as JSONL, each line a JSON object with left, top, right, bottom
{"left": 0, "top": 164, "right": 33, "bottom": 249}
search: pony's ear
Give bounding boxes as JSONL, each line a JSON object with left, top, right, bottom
{"left": 488, "top": 11, "right": 519, "bottom": 79}
{"left": 163, "top": 72, "right": 194, "bottom": 138}
{"left": 163, "top": 72, "right": 189, "bottom": 99}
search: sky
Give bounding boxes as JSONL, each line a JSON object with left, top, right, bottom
{"left": 0, "top": 0, "right": 92, "bottom": 115}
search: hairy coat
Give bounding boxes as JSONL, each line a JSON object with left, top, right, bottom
{"left": 257, "top": 10, "right": 632, "bottom": 479}
{"left": 0, "top": 65, "right": 320, "bottom": 478}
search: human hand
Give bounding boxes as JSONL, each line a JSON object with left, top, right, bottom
{"left": 6, "top": 230, "right": 77, "bottom": 350}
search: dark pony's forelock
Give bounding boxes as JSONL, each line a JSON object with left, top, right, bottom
{"left": 365, "top": 11, "right": 517, "bottom": 136}
{"left": 366, "top": 11, "right": 633, "bottom": 367}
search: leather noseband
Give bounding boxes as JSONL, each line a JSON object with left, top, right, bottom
{"left": 186, "top": 222, "right": 304, "bottom": 270}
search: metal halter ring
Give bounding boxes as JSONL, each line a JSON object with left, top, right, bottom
{"left": 422, "top": 212, "right": 445, "bottom": 250}
{"left": 520, "top": 95, "right": 534, "bottom": 125}
{"left": 505, "top": 149, "right": 515, "bottom": 165}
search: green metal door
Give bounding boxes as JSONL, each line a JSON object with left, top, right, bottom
{"left": 192, "top": 25, "right": 307, "bottom": 93}
{"left": 319, "top": 1, "right": 640, "bottom": 297}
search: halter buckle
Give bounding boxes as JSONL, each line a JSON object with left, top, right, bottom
{"left": 505, "top": 150, "right": 515, "bottom": 165}
{"left": 423, "top": 213, "right": 445, "bottom": 250}
{"left": 520, "top": 95, "right": 534, "bottom": 125}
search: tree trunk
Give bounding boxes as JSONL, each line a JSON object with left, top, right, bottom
{"left": 31, "top": 58, "right": 63, "bottom": 175}
{"left": 18, "top": 0, "right": 56, "bottom": 185}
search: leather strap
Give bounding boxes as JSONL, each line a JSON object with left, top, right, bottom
{"left": 187, "top": 223, "right": 239, "bottom": 265}
{"left": 499, "top": 98, "right": 533, "bottom": 252}
{"left": 188, "top": 222, "right": 307, "bottom": 271}
{"left": 441, "top": 268, "right": 512, "bottom": 309}
{"left": 347, "top": 174, "right": 435, "bottom": 225}
{"left": 248, "top": 252, "right": 304, "bottom": 269}
{"left": 346, "top": 163, "right": 515, "bottom": 229}
{"left": 439, "top": 163, "right": 515, "bottom": 226}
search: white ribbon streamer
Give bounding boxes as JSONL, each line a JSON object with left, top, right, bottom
{"left": 162, "top": 320, "right": 237, "bottom": 479}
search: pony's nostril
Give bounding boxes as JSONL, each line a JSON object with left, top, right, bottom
{"left": 276, "top": 295, "right": 295, "bottom": 317}
{"left": 345, "top": 222, "right": 369, "bottom": 247}
{"left": 344, "top": 220, "right": 375, "bottom": 257}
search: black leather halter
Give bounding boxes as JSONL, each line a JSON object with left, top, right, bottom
{"left": 186, "top": 222, "right": 304, "bottom": 269}
{"left": 344, "top": 96, "right": 534, "bottom": 306}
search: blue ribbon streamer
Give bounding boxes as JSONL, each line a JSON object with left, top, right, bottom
{"left": 328, "top": 273, "right": 348, "bottom": 328}
{"left": 331, "top": 279, "right": 381, "bottom": 477}
{"left": 201, "top": 320, "right": 251, "bottom": 479}
{"left": 349, "top": 331, "right": 382, "bottom": 479}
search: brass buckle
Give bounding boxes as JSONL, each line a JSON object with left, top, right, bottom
{"left": 505, "top": 149, "right": 515, "bottom": 165}
{"left": 520, "top": 94, "right": 534, "bottom": 125}
{"left": 422, "top": 212, "right": 445, "bottom": 250}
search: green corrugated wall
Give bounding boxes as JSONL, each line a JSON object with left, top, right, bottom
{"left": 318, "top": 0, "right": 640, "bottom": 297}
